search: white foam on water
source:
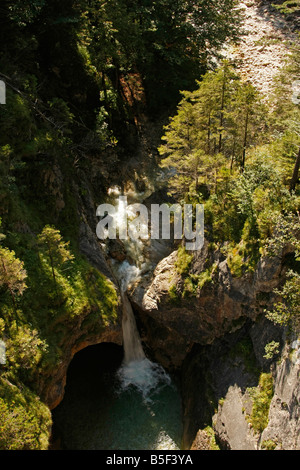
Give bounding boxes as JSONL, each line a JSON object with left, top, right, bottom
{"left": 155, "top": 431, "right": 180, "bottom": 450}
{"left": 117, "top": 357, "right": 172, "bottom": 403}
{"left": 114, "top": 260, "right": 142, "bottom": 292}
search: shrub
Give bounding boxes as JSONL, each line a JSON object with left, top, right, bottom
{"left": 247, "top": 373, "right": 274, "bottom": 433}
{"left": 0, "top": 377, "right": 51, "bottom": 450}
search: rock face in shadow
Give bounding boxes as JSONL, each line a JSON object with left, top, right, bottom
{"left": 181, "top": 317, "right": 300, "bottom": 451}
{"left": 130, "top": 241, "right": 285, "bottom": 370}
{"left": 210, "top": 333, "right": 300, "bottom": 451}
{"left": 180, "top": 316, "right": 294, "bottom": 450}
{"left": 128, "top": 240, "right": 300, "bottom": 450}
{"left": 42, "top": 320, "right": 123, "bottom": 410}
{"left": 260, "top": 338, "right": 300, "bottom": 450}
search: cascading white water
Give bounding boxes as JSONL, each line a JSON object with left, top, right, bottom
{"left": 118, "top": 291, "right": 172, "bottom": 404}
{"left": 105, "top": 185, "right": 173, "bottom": 404}
{"left": 104, "top": 184, "right": 181, "bottom": 449}
{"left": 121, "top": 293, "right": 145, "bottom": 364}
{"left": 52, "top": 181, "right": 182, "bottom": 450}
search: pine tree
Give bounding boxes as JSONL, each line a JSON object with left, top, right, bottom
{"left": 270, "top": 42, "right": 300, "bottom": 192}
{"left": 226, "top": 80, "right": 267, "bottom": 170}
{"left": 159, "top": 91, "right": 203, "bottom": 197}
{"left": 158, "top": 65, "right": 266, "bottom": 198}
{"left": 37, "top": 226, "right": 74, "bottom": 288}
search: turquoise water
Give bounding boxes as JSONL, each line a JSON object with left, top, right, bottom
{"left": 52, "top": 344, "right": 183, "bottom": 450}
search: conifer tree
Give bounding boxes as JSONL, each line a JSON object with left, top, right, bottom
{"left": 37, "top": 226, "right": 74, "bottom": 287}
{"left": 226, "top": 81, "right": 266, "bottom": 170}
{"left": 159, "top": 91, "right": 202, "bottom": 197}
{"left": 270, "top": 42, "right": 300, "bottom": 192}
{"left": 158, "top": 65, "right": 266, "bottom": 197}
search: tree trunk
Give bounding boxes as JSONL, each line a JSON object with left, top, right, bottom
{"left": 289, "top": 146, "right": 300, "bottom": 193}
{"left": 241, "top": 110, "right": 249, "bottom": 171}
{"left": 207, "top": 113, "right": 211, "bottom": 154}
{"left": 230, "top": 140, "right": 236, "bottom": 172}
{"left": 48, "top": 249, "right": 56, "bottom": 289}
{"left": 218, "top": 70, "right": 226, "bottom": 153}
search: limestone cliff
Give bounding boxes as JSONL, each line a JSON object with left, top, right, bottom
{"left": 130, "top": 241, "right": 286, "bottom": 368}
{"left": 129, "top": 240, "right": 299, "bottom": 450}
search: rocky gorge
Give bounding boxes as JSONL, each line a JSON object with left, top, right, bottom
{"left": 0, "top": 0, "right": 299, "bottom": 452}
{"left": 129, "top": 240, "right": 299, "bottom": 449}
{"left": 45, "top": 0, "right": 300, "bottom": 450}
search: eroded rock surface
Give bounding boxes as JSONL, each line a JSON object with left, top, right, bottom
{"left": 260, "top": 339, "right": 300, "bottom": 449}
{"left": 130, "top": 241, "right": 285, "bottom": 369}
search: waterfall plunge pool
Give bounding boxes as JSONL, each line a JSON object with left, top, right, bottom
{"left": 51, "top": 343, "right": 183, "bottom": 450}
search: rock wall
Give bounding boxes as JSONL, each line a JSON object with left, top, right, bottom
{"left": 42, "top": 311, "right": 122, "bottom": 410}
{"left": 181, "top": 319, "right": 300, "bottom": 450}
{"left": 130, "top": 241, "right": 286, "bottom": 369}
{"left": 260, "top": 338, "right": 300, "bottom": 449}
{"left": 128, "top": 240, "right": 299, "bottom": 450}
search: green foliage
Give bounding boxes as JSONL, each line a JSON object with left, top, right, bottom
{"left": 168, "top": 283, "right": 181, "bottom": 304}
{"left": 170, "top": 252, "right": 217, "bottom": 300}
{"left": 8, "top": 0, "right": 46, "bottom": 26}
{"left": 6, "top": 325, "right": 48, "bottom": 372}
{"left": 159, "top": 64, "right": 267, "bottom": 198}
{"left": 226, "top": 237, "right": 259, "bottom": 277}
{"left": 0, "top": 225, "right": 119, "bottom": 448}
{"left": 203, "top": 426, "right": 220, "bottom": 450}
{"left": 265, "top": 270, "right": 300, "bottom": 332}
{"left": 263, "top": 213, "right": 300, "bottom": 332}
{"left": 272, "top": 0, "right": 300, "bottom": 16}
{"left": 37, "top": 225, "right": 74, "bottom": 286}
{"left": 230, "top": 161, "right": 283, "bottom": 223}
{"left": 0, "top": 377, "right": 51, "bottom": 450}
{"left": 264, "top": 341, "right": 281, "bottom": 360}
{"left": 247, "top": 373, "right": 274, "bottom": 434}
{"left": 79, "top": 0, "right": 242, "bottom": 114}
{"left": 0, "top": 0, "right": 297, "bottom": 452}
{"left": 0, "top": 247, "right": 27, "bottom": 296}
{"left": 261, "top": 439, "right": 277, "bottom": 450}
{"left": 196, "top": 264, "right": 217, "bottom": 290}
{"left": 175, "top": 245, "right": 193, "bottom": 276}
{"left": 263, "top": 212, "right": 300, "bottom": 259}
{"left": 0, "top": 246, "right": 27, "bottom": 312}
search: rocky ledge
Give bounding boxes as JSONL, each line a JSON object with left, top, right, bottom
{"left": 129, "top": 241, "right": 286, "bottom": 369}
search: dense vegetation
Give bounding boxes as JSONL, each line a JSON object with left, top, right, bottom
{"left": 0, "top": 0, "right": 299, "bottom": 450}
{"left": 160, "top": 49, "right": 300, "bottom": 310}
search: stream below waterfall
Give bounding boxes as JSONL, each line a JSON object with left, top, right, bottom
{"left": 51, "top": 343, "right": 182, "bottom": 450}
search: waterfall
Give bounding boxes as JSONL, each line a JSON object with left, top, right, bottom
{"left": 106, "top": 184, "right": 172, "bottom": 402}
{"left": 118, "top": 291, "right": 171, "bottom": 402}
{"left": 114, "top": 269, "right": 171, "bottom": 404}
{"left": 121, "top": 293, "right": 145, "bottom": 363}
{"left": 51, "top": 182, "right": 182, "bottom": 451}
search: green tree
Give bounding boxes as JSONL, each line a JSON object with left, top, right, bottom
{"left": 227, "top": 81, "right": 267, "bottom": 170}
{"left": 266, "top": 270, "right": 300, "bottom": 333}
{"left": 0, "top": 247, "right": 27, "bottom": 313}
{"left": 264, "top": 212, "right": 300, "bottom": 333}
{"left": 37, "top": 226, "right": 74, "bottom": 287}
{"left": 159, "top": 90, "right": 203, "bottom": 197}
{"left": 81, "top": 0, "right": 242, "bottom": 112}
{"left": 271, "top": 42, "right": 300, "bottom": 192}
{"left": 158, "top": 65, "right": 266, "bottom": 198}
